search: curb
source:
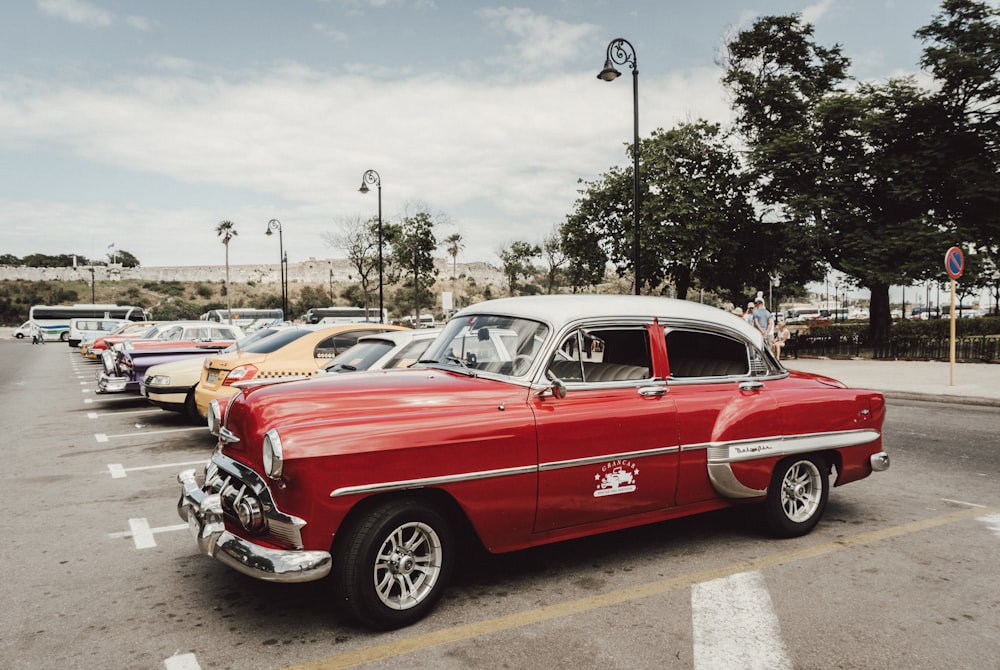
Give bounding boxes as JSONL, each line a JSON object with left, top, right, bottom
{"left": 882, "top": 390, "right": 1000, "bottom": 408}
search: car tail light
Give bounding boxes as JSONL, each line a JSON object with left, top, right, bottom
{"left": 222, "top": 364, "right": 258, "bottom": 385}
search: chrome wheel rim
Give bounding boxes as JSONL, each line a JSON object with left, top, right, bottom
{"left": 780, "top": 460, "right": 822, "bottom": 523}
{"left": 373, "top": 521, "right": 443, "bottom": 611}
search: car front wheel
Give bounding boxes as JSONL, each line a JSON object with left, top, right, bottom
{"left": 763, "top": 455, "right": 829, "bottom": 538}
{"left": 333, "top": 498, "right": 453, "bottom": 630}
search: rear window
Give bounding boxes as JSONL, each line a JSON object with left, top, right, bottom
{"left": 240, "top": 329, "right": 311, "bottom": 354}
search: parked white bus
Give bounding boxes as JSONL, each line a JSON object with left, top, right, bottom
{"left": 28, "top": 304, "right": 147, "bottom": 343}
{"left": 304, "top": 306, "right": 387, "bottom": 325}
{"left": 201, "top": 308, "right": 284, "bottom": 330}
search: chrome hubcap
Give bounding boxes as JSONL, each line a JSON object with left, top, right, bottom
{"left": 373, "top": 521, "right": 442, "bottom": 611}
{"left": 780, "top": 460, "right": 822, "bottom": 523}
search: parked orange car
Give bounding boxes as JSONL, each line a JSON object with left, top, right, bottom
{"left": 192, "top": 323, "right": 403, "bottom": 418}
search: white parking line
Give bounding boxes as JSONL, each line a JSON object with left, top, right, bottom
{"left": 88, "top": 408, "right": 160, "bottom": 419}
{"left": 164, "top": 653, "right": 201, "bottom": 670}
{"left": 691, "top": 571, "right": 792, "bottom": 670}
{"left": 108, "top": 519, "right": 188, "bottom": 548}
{"left": 129, "top": 518, "right": 156, "bottom": 549}
{"left": 107, "top": 459, "right": 208, "bottom": 479}
{"left": 95, "top": 426, "right": 205, "bottom": 442}
{"left": 978, "top": 513, "right": 1000, "bottom": 539}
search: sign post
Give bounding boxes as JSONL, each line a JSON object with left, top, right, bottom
{"left": 944, "top": 246, "right": 965, "bottom": 386}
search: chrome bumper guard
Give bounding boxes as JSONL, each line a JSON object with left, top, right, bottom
{"left": 96, "top": 371, "right": 128, "bottom": 393}
{"left": 870, "top": 451, "right": 891, "bottom": 472}
{"left": 176, "top": 468, "right": 332, "bottom": 583}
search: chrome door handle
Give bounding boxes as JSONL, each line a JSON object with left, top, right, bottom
{"left": 638, "top": 385, "right": 668, "bottom": 397}
{"left": 739, "top": 381, "right": 764, "bottom": 392}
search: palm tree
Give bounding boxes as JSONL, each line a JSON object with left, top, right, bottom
{"left": 215, "top": 220, "right": 238, "bottom": 322}
{"left": 443, "top": 232, "right": 463, "bottom": 279}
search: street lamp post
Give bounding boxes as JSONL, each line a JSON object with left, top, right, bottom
{"left": 598, "top": 37, "right": 641, "bottom": 295}
{"left": 358, "top": 169, "right": 384, "bottom": 323}
{"left": 89, "top": 267, "right": 95, "bottom": 303}
{"left": 265, "top": 219, "right": 287, "bottom": 320}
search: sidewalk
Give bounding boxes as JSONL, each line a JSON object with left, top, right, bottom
{"left": 785, "top": 357, "right": 1000, "bottom": 407}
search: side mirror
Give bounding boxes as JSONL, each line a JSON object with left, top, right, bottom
{"left": 543, "top": 371, "right": 567, "bottom": 399}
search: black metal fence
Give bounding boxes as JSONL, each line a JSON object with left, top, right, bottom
{"left": 788, "top": 333, "right": 1000, "bottom": 363}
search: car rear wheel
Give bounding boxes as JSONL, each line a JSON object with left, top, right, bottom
{"left": 763, "top": 455, "right": 829, "bottom": 538}
{"left": 333, "top": 498, "right": 453, "bottom": 630}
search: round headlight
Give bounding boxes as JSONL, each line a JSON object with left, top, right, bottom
{"left": 263, "top": 429, "right": 284, "bottom": 479}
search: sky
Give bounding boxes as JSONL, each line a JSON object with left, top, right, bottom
{"left": 1, "top": 0, "right": 947, "bottom": 269}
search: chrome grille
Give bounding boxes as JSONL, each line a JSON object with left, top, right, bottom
{"left": 203, "top": 454, "right": 306, "bottom": 549}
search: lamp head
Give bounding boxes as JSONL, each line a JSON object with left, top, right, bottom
{"left": 597, "top": 60, "right": 621, "bottom": 81}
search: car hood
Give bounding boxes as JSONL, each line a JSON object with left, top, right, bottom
{"left": 223, "top": 367, "right": 535, "bottom": 461}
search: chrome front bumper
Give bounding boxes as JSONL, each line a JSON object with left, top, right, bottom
{"left": 176, "top": 468, "right": 332, "bottom": 583}
{"left": 96, "top": 371, "right": 129, "bottom": 393}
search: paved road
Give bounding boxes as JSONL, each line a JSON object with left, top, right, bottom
{"left": 1, "top": 340, "right": 998, "bottom": 670}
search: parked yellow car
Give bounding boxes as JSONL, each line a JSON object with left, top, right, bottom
{"left": 193, "top": 323, "right": 403, "bottom": 418}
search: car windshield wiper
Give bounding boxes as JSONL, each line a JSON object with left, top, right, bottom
{"left": 418, "top": 355, "right": 476, "bottom": 376}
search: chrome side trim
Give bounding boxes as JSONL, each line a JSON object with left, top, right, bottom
{"left": 539, "top": 446, "right": 680, "bottom": 472}
{"left": 329, "top": 464, "right": 537, "bottom": 498}
{"left": 327, "top": 428, "right": 880, "bottom": 500}
{"left": 704, "top": 428, "right": 881, "bottom": 465}
{"left": 329, "top": 445, "right": 682, "bottom": 498}
{"left": 705, "top": 428, "right": 882, "bottom": 499}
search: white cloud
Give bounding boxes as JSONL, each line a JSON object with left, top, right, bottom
{"left": 477, "top": 7, "right": 599, "bottom": 72}
{"left": 37, "top": 0, "right": 113, "bottom": 27}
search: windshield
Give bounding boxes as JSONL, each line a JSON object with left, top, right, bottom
{"left": 420, "top": 314, "right": 549, "bottom": 378}
{"left": 324, "top": 339, "right": 395, "bottom": 372}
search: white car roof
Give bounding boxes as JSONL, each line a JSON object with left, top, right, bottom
{"left": 453, "top": 295, "right": 763, "bottom": 346}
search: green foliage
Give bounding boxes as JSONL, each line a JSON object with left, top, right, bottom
{"left": 384, "top": 211, "right": 439, "bottom": 318}
{"left": 195, "top": 283, "right": 214, "bottom": 299}
{"left": 293, "top": 285, "right": 333, "bottom": 320}
{"left": 150, "top": 299, "right": 202, "bottom": 321}
{"left": 497, "top": 241, "right": 541, "bottom": 296}
{"left": 142, "top": 281, "right": 185, "bottom": 298}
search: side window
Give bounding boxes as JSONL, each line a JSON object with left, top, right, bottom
{"left": 315, "top": 329, "right": 376, "bottom": 359}
{"left": 162, "top": 326, "right": 183, "bottom": 341}
{"left": 548, "top": 326, "right": 651, "bottom": 384}
{"left": 665, "top": 329, "right": 749, "bottom": 378}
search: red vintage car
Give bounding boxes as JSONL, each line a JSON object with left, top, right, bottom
{"left": 178, "top": 295, "right": 888, "bottom": 629}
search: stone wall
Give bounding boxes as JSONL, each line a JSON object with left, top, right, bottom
{"left": 0, "top": 257, "right": 504, "bottom": 287}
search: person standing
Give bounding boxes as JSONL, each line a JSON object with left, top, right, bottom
{"left": 751, "top": 298, "right": 774, "bottom": 347}
{"left": 773, "top": 318, "right": 790, "bottom": 359}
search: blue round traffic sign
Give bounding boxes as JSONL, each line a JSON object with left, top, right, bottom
{"left": 945, "top": 246, "right": 964, "bottom": 279}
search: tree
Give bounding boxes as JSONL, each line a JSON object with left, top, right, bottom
{"left": 541, "top": 226, "right": 568, "bottom": 294}
{"left": 564, "top": 120, "right": 798, "bottom": 302}
{"left": 215, "top": 220, "right": 237, "bottom": 321}
{"left": 917, "top": 0, "right": 1000, "bottom": 285}
{"left": 324, "top": 216, "right": 380, "bottom": 317}
{"left": 111, "top": 249, "right": 140, "bottom": 268}
{"left": 497, "top": 241, "right": 541, "bottom": 296}
{"left": 442, "top": 233, "right": 464, "bottom": 279}
{"left": 723, "top": 14, "right": 956, "bottom": 346}
{"left": 384, "top": 211, "right": 438, "bottom": 320}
